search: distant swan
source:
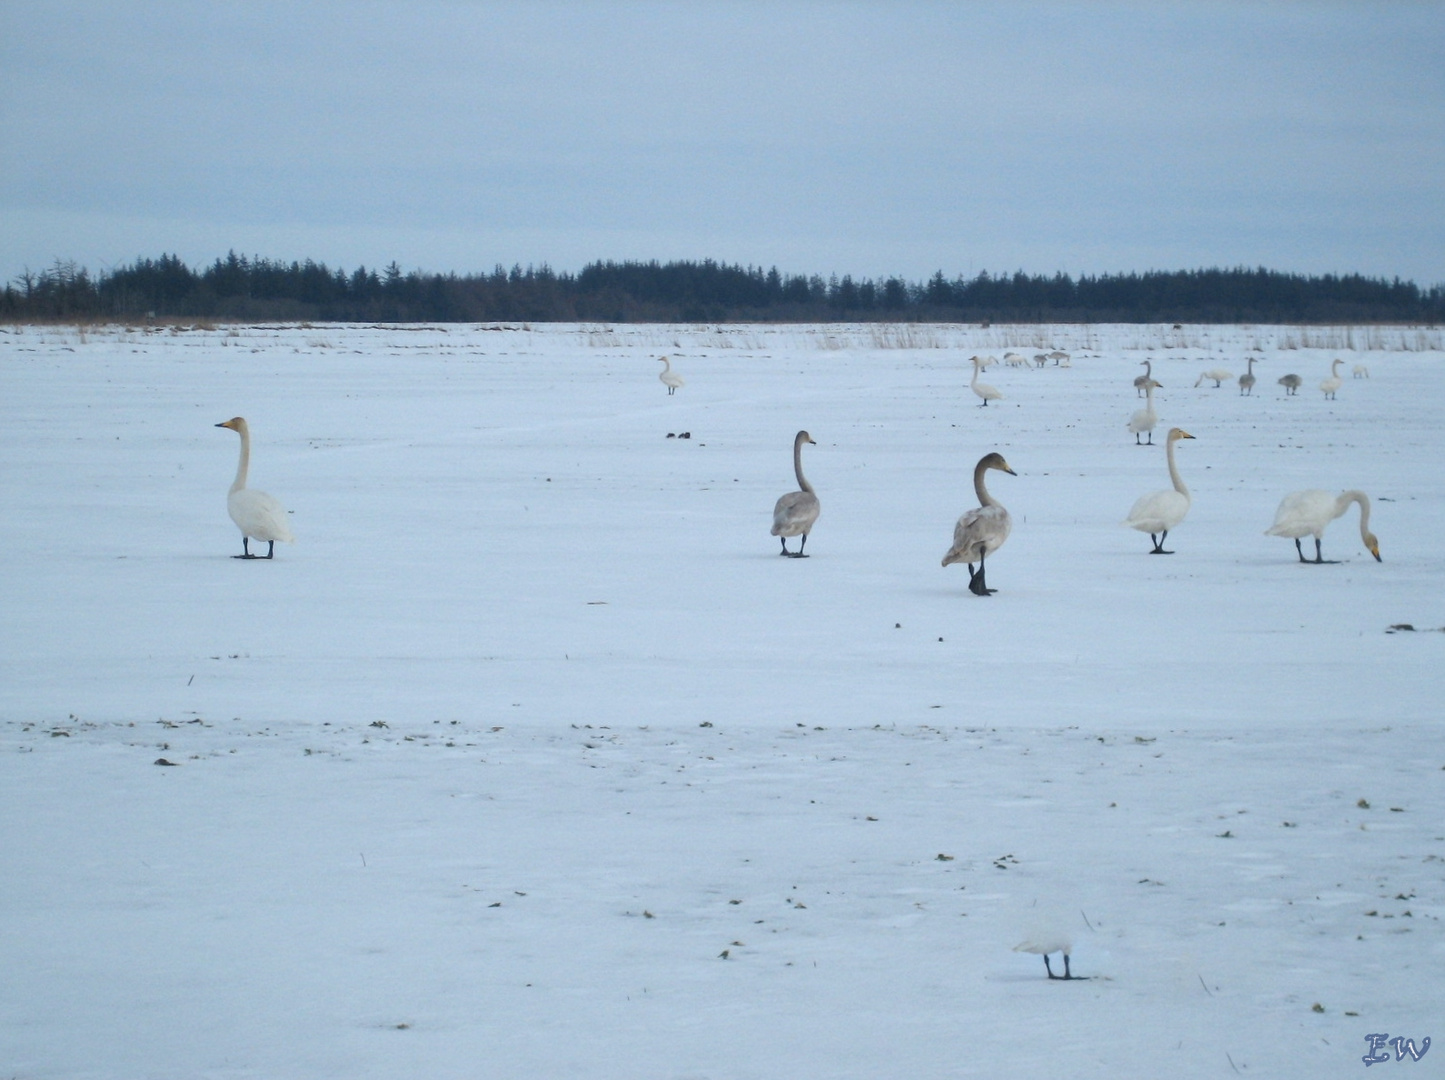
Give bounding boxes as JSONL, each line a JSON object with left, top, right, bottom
{"left": 658, "top": 356, "right": 685, "bottom": 395}
{"left": 1278, "top": 373, "right": 1302, "bottom": 396}
{"left": 216, "top": 417, "right": 294, "bottom": 559}
{"left": 969, "top": 355, "right": 1002, "bottom": 406}
{"left": 1194, "top": 368, "right": 1233, "bottom": 388}
{"left": 771, "top": 430, "right": 820, "bottom": 557}
{"left": 1238, "top": 356, "right": 1258, "bottom": 396}
{"left": 1134, "top": 359, "right": 1153, "bottom": 397}
{"left": 1123, "top": 427, "right": 1195, "bottom": 554}
{"left": 941, "top": 451, "right": 1016, "bottom": 596}
{"left": 1014, "top": 934, "right": 1085, "bottom": 980}
{"left": 1352, "top": 364, "right": 1370, "bottom": 379}
{"left": 1320, "top": 358, "right": 1343, "bottom": 399}
{"left": 1266, "top": 489, "right": 1381, "bottom": 564}
{"left": 1127, "top": 379, "right": 1161, "bottom": 445}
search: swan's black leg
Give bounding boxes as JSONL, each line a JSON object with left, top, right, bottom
{"left": 1146, "top": 432, "right": 1153, "bottom": 445}
{"left": 791, "top": 534, "right": 809, "bottom": 558}
{"left": 969, "top": 552, "right": 995, "bottom": 595}
{"left": 1149, "top": 531, "right": 1173, "bottom": 554}
{"left": 234, "top": 536, "right": 257, "bottom": 559}
{"left": 265, "top": 540, "right": 275, "bottom": 559}
{"left": 1046, "top": 952, "right": 1087, "bottom": 980}
{"left": 779, "top": 537, "right": 789, "bottom": 556}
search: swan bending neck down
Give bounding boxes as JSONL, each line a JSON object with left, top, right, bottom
{"left": 1265, "top": 489, "right": 1381, "bottom": 564}
{"left": 216, "top": 417, "right": 294, "bottom": 559}
{"left": 1128, "top": 380, "right": 1160, "bottom": 444}
{"left": 658, "top": 356, "right": 684, "bottom": 395}
{"left": 771, "top": 431, "right": 819, "bottom": 557}
{"left": 1123, "top": 427, "right": 1194, "bottom": 554}
{"left": 1014, "top": 934, "right": 1086, "bottom": 981}
{"left": 941, "top": 452, "right": 1016, "bottom": 596}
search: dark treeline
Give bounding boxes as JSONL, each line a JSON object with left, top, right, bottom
{"left": 5, "top": 253, "right": 1442, "bottom": 324}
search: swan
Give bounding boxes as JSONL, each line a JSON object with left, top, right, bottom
{"left": 1133, "top": 359, "right": 1154, "bottom": 397}
{"left": 1320, "top": 358, "right": 1343, "bottom": 399}
{"left": 1278, "top": 373, "right": 1302, "bottom": 395}
{"left": 1002, "top": 352, "right": 1026, "bottom": 368}
{"left": 969, "top": 355, "right": 1002, "bottom": 406}
{"left": 1194, "top": 368, "right": 1233, "bottom": 388}
{"left": 1238, "top": 356, "right": 1258, "bottom": 396}
{"left": 1265, "top": 489, "right": 1381, "bottom": 564}
{"left": 1353, "top": 364, "right": 1370, "bottom": 379}
{"left": 658, "top": 356, "right": 685, "bottom": 395}
{"left": 771, "top": 430, "right": 820, "bottom": 557}
{"left": 1127, "top": 379, "right": 1161, "bottom": 445}
{"left": 1048, "top": 350, "right": 1070, "bottom": 366}
{"left": 1123, "top": 427, "right": 1195, "bottom": 554}
{"left": 1014, "top": 934, "right": 1085, "bottom": 980}
{"left": 215, "top": 417, "right": 294, "bottom": 559}
{"left": 941, "top": 451, "right": 1016, "bottom": 596}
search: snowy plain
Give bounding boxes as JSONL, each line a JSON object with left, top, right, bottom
{"left": 1, "top": 320, "right": 1441, "bottom": 1079}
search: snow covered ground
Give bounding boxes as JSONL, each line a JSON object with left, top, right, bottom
{"left": 1, "top": 320, "right": 1440, "bottom": 1078}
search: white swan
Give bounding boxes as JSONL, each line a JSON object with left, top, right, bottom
{"left": 1265, "top": 489, "right": 1381, "bottom": 564}
{"left": 1014, "top": 934, "right": 1084, "bottom": 980}
{"left": 1238, "top": 356, "right": 1258, "bottom": 396}
{"left": 658, "top": 356, "right": 685, "bottom": 395}
{"left": 1123, "top": 427, "right": 1195, "bottom": 554}
{"left": 1278, "top": 373, "right": 1302, "bottom": 396}
{"left": 1194, "top": 368, "right": 1233, "bottom": 388}
{"left": 1320, "top": 358, "right": 1343, "bottom": 399}
{"left": 942, "top": 451, "right": 1016, "bottom": 596}
{"left": 771, "top": 430, "right": 820, "bottom": 557}
{"left": 1352, "top": 364, "right": 1370, "bottom": 379}
{"left": 215, "top": 417, "right": 294, "bottom": 559}
{"left": 1134, "top": 359, "right": 1154, "bottom": 397}
{"left": 969, "top": 355, "right": 1002, "bottom": 406}
{"left": 1127, "top": 379, "right": 1161, "bottom": 445}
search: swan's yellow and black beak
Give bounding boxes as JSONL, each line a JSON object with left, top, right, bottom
{"left": 1369, "top": 541, "right": 1382, "bottom": 561}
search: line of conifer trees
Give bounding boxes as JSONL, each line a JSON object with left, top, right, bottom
{"left": 4, "top": 253, "right": 1441, "bottom": 324}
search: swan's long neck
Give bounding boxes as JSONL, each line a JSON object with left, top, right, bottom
{"left": 231, "top": 424, "right": 251, "bottom": 494}
{"left": 973, "top": 458, "right": 997, "bottom": 507}
{"left": 1246, "top": 357, "right": 1255, "bottom": 374}
{"left": 794, "top": 434, "right": 813, "bottom": 494}
{"left": 1145, "top": 381, "right": 1156, "bottom": 404}
{"left": 660, "top": 357, "right": 671, "bottom": 372}
{"left": 1165, "top": 436, "right": 1189, "bottom": 498}
{"left": 1338, "top": 490, "right": 1370, "bottom": 536}
{"left": 1142, "top": 360, "right": 1152, "bottom": 376}
{"left": 1332, "top": 359, "right": 1343, "bottom": 375}
{"left": 970, "top": 361, "right": 982, "bottom": 391}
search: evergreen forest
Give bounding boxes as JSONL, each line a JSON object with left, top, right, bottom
{"left": 5, "top": 254, "right": 1442, "bottom": 324}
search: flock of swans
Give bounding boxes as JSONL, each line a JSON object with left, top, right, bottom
{"left": 211, "top": 350, "right": 1383, "bottom": 592}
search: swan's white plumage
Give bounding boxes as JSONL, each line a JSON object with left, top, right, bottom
{"left": 1124, "top": 428, "right": 1195, "bottom": 547}
{"left": 1320, "top": 358, "right": 1343, "bottom": 399}
{"left": 1194, "top": 368, "right": 1233, "bottom": 387}
{"left": 216, "top": 417, "right": 294, "bottom": 557}
{"left": 658, "top": 356, "right": 685, "bottom": 394}
{"left": 969, "top": 355, "right": 1002, "bottom": 405}
{"left": 771, "top": 430, "right": 819, "bottom": 555}
{"left": 1127, "top": 379, "right": 1160, "bottom": 443}
{"left": 1352, "top": 364, "right": 1370, "bottom": 378}
{"left": 1266, "top": 489, "right": 1381, "bottom": 562}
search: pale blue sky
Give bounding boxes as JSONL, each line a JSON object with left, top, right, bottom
{"left": 3, "top": 1, "right": 1443, "bottom": 287}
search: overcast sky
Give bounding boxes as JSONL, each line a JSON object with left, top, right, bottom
{"left": 3, "top": 1, "right": 1443, "bottom": 287}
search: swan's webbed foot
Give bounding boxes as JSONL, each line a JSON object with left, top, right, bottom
{"left": 967, "top": 562, "right": 996, "bottom": 595}
{"left": 1148, "top": 532, "right": 1173, "bottom": 554}
{"left": 232, "top": 553, "right": 261, "bottom": 559}
{"left": 1043, "top": 954, "right": 1087, "bottom": 980}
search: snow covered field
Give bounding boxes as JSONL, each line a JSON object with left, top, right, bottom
{"left": 1, "top": 320, "right": 1440, "bottom": 1078}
